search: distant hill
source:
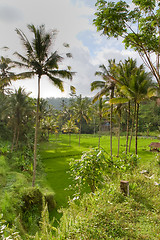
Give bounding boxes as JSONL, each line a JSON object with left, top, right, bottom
{"left": 46, "top": 97, "right": 71, "bottom": 110}
{"left": 46, "top": 97, "right": 93, "bottom": 110}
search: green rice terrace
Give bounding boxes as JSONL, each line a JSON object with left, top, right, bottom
{"left": 40, "top": 134, "right": 158, "bottom": 209}
{"left": 1, "top": 132, "right": 160, "bottom": 239}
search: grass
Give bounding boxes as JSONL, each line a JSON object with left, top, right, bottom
{"left": 39, "top": 133, "right": 158, "bottom": 210}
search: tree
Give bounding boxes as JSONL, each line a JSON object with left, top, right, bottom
{"left": 120, "top": 66, "right": 154, "bottom": 154}
{"left": 91, "top": 60, "right": 117, "bottom": 159}
{"left": 0, "top": 56, "right": 28, "bottom": 93}
{"left": 94, "top": 0, "right": 160, "bottom": 87}
{"left": 111, "top": 58, "right": 138, "bottom": 154}
{"left": 40, "top": 116, "right": 55, "bottom": 140}
{"left": 62, "top": 118, "right": 79, "bottom": 146}
{"left": 72, "top": 95, "right": 90, "bottom": 146}
{"left": 14, "top": 24, "right": 73, "bottom": 186}
{"left": 9, "top": 87, "right": 33, "bottom": 151}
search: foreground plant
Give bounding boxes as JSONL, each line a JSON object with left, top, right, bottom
{"left": 69, "top": 148, "right": 107, "bottom": 193}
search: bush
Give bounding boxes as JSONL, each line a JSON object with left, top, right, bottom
{"left": 69, "top": 148, "right": 138, "bottom": 196}
{"left": 69, "top": 148, "right": 107, "bottom": 194}
{"left": 21, "top": 187, "right": 43, "bottom": 234}
{"left": 45, "top": 193, "right": 56, "bottom": 212}
{"left": 20, "top": 188, "right": 56, "bottom": 235}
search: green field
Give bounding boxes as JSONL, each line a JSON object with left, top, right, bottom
{"left": 40, "top": 134, "right": 158, "bottom": 208}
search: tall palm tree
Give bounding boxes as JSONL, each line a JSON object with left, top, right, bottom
{"left": 91, "top": 59, "right": 117, "bottom": 159}
{"left": 116, "top": 58, "right": 138, "bottom": 154}
{"left": 121, "top": 66, "right": 154, "bottom": 154}
{"left": 14, "top": 24, "right": 73, "bottom": 186}
{"left": 62, "top": 118, "right": 79, "bottom": 146}
{"left": 73, "top": 95, "right": 90, "bottom": 146}
{"left": 9, "top": 87, "right": 33, "bottom": 151}
{"left": 0, "top": 56, "right": 28, "bottom": 93}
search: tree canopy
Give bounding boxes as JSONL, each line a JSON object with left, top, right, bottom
{"left": 94, "top": 0, "right": 160, "bottom": 87}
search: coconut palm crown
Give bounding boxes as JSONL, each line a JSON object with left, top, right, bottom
{"left": 14, "top": 24, "right": 73, "bottom": 88}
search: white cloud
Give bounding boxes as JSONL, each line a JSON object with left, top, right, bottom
{"left": 91, "top": 46, "right": 142, "bottom": 66}
{"left": 0, "top": 0, "right": 146, "bottom": 99}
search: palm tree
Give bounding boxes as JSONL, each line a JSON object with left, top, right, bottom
{"left": 9, "top": 87, "right": 33, "bottom": 151}
{"left": 0, "top": 56, "right": 27, "bottom": 93}
{"left": 73, "top": 95, "right": 90, "bottom": 146}
{"left": 116, "top": 58, "right": 138, "bottom": 154}
{"left": 62, "top": 118, "right": 79, "bottom": 146}
{"left": 120, "top": 66, "right": 154, "bottom": 154}
{"left": 14, "top": 24, "right": 73, "bottom": 186}
{"left": 114, "top": 103, "right": 123, "bottom": 156}
{"left": 91, "top": 59, "right": 117, "bottom": 159}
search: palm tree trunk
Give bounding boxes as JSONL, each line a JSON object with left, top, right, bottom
{"left": 93, "top": 117, "right": 96, "bottom": 135}
{"left": 79, "top": 119, "right": 82, "bottom": 146}
{"left": 128, "top": 118, "right": 134, "bottom": 153}
{"left": 32, "top": 75, "right": 41, "bottom": 187}
{"left": 129, "top": 103, "right": 136, "bottom": 152}
{"left": 135, "top": 103, "right": 139, "bottom": 155}
{"left": 117, "top": 118, "right": 121, "bottom": 157}
{"left": 110, "top": 88, "right": 114, "bottom": 160}
{"left": 11, "top": 126, "right": 17, "bottom": 152}
{"left": 98, "top": 124, "right": 101, "bottom": 149}
{"left": 69, "top": 133, "right": 71, "bottom": 146}
{"left": 98, "top": 98, "right": 102, "bottom": 149}
{"left": 15, "top": 126, "right": 20, "bottom": 148}
{"left": 125, "top": 101, "right": 130, "bottom": 154}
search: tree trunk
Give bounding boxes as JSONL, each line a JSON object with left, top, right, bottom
{"left": 98, "top": 98, "right": 102, "bottom": 149}
{"left": 135, "top": 103, "right": 139, "bottom": 155}
{"left": 69, "top": 133, "right": 71, "bottom": 146}
{"left": 15, "top": 126, "right": 20, "bottom": 149}
{"left": 129, "top": 103, "right": 136, "bottom": 152}
{"left": 32, "top": 75, "right": 41, "bottom": 187}
{"left": 98, "top": 123, "right": 101, "bottom": 148}
{"left": 11, "top": 126, "right": 17, "bottom": 152}
{"left": 79, "top": 119, "right": 82, "bottom": 146}
{"left": 128, "top": 119, "right": 134, "bottom": 153}
{"left": 125, "top": 101, "right": 130, "bottom": 154}
{"left": 110, "top": 88, "right": 114, "bottom": 160}
{"left": 93, "top": 116, "right": 96, "bottom": 135}
{"left": 117, "top": 118, "right": 121, "bottom": 157}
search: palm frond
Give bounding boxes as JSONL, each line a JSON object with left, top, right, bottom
{"left": 15, "top": 28, "right": 34, "bottom": 59}
{"left": 15, "top": 71, "right": 35, "bottom": 79}
{"left": 47, "top": 69, "right": 74, "bottom": 80}
{"left": 46, "top": 72, "right": 64, "bottom": 91}
{"left": 110, "top": 97, "right": 128, "bottom": 104}
{"left": 45, "top": 51, "right": 63, "bottom": 69}
{"left": 91, "top": 81, "right": 105, "bottom": 91}
{"left": 120, "top": 85, "right": 134, "bottom": 100}
{"left": 13, "top": 53, "right": 31, "bottom": 67}
{"left": 92, "top": 88, "right": 109, "bottom": 103}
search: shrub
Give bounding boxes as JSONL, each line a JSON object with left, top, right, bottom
{"left": 45, "top": 193, "right": 56, "bottom": 212}
{"left": 20, "top": 188, "right": 56, "bottom": 235}
{"left": 69, "top": 148, "right": 138, "bottom": 196}
{"left": 69, "top": 148, "right": 107, "bottom": 194}
{"left": 0, "top": 172, "right": 28, "bottom": 224}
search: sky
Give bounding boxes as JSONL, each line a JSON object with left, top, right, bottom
{"left": 0, "top": 0, "right": 141, "bottom": 99}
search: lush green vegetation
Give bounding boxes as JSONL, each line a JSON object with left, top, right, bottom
{"left": 1, "top": 134, "right": 160, "bottom": 239}
{"left": 1, "top": 2, "right": 160, "bottom": 238}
